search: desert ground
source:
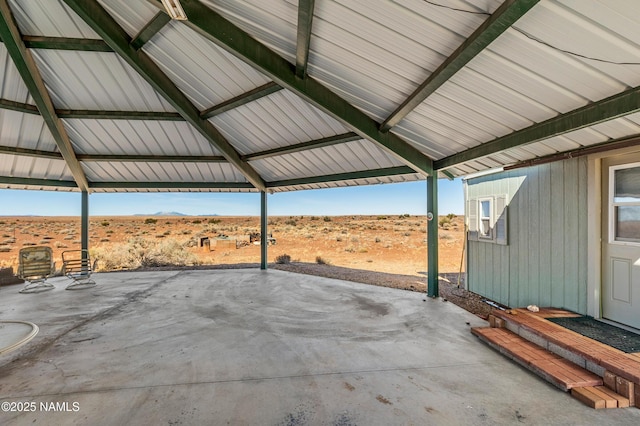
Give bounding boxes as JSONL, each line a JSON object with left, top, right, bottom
{"left": 0, "top": 214, "right": 464, "bottom": 277}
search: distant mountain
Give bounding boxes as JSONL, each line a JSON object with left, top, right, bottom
{"left": 134, "top": 211, "right": 189, "bottom": 216}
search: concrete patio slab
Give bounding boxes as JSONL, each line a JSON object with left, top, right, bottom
{"left": 1, "top": 269, "right": 639, "bottom": 425}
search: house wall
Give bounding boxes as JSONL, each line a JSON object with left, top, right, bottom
{"left": 465, "top": 157, "right": 588, "bottom": 314}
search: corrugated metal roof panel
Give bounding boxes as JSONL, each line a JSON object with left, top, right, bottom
{"left": 201, "top": 0, "right": 298, "bottom": 63}
{"left": 32, "top": 50, "right": 176, "bottom": 112}
{"left": 403, "top": 0, "right": 640, "bottom": 173}
{"left": 250, "top": 140, "right": 406, "bottom": 182}
{"left": 63, "top": 119, "right": 221, "bottom": 156}
{"left": 97, "top": 0, "right": 158, "bottom": 38}
{"left": 0, "top": 110, "right": 57, "bottom": 151}
{"left": 269, "top": 173, "right": 423, "bottom": 193}
{"left": 520, "top": 0, "right": 640, "bottom": 86}
{"left": 89, "top": 186, "right": 256, "bottom": 194}
{"left": 212, "top": 89, "right": 350, "bottom": 155}
{"left": 82, "top": 161, "right": 249, "bottom": 184}
{"left": 8, "top": 0, "right": 100, "bottom": 38}
{"left": 0, "top": 44, "right": 32, "bottom": 103}
{"left": 0, "top": 184, "right": 76, "bottom": 192}
{"left": 0, "top": 154, "right": 72, "bottom": 181}
{"left": 306, "top": 0, "right": 502, "bottom": 121}
{"left": 144, "top": 21, "right": 273, "bottom": 111}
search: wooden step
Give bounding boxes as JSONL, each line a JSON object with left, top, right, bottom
{"left": 571, "top": 386, "right": 630, "bottom": 409}
{"left": 472, "top": 327, "right": 602, "bottom": 391}
{"left": 491, "top": 308, "right": 640, "bottom": 386}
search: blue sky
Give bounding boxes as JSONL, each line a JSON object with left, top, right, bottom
{"left": 0, "top": 179, "right": 464, "bottom": 216}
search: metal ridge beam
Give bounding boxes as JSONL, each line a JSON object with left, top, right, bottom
{"left": 243, "top": 132, "right": 360, "bottom": 161}
{"left": 201, "top": 82, "right": 282, "bottom": 119}
{"left": 435, "top": 85, "right": 640, "bottom": 170}
{"left": 62, "top": 0, "right": 267, "bottom": 191}
{"left": 267, "top": 166, "right": 417, "bottom": 187}
{"left": 0, "top": 0, "right": 89, "bottom": 191}
{"left": 177, "top": 0, "right": 433, "bottom": 176}
{"left": 381, "top": 0, "right": 539, "bottom": 130}
{"left": 296, "top": 0, "right": 315, "bottom": 78}
{"left": 0, "top": 176, "right": 77, "bottom": 188}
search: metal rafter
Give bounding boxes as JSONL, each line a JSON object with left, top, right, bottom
{"left": 0, "top": 0, "right": 89, "bottom": 191}
{"left": 266, "top": 166, "right": 416, "bottom": 188}
{"left": 131, "top": 11, "right": 171, "bottom": 50}
{"left": 22, "top": 36, "right": 112, "bottom": 51}
{"left": 200, "top": 82, "right": 283, "bottom": 119}
{"left": 0, "top": 35, "right": 112, "bottom": 51}
{"left": 243, "top": 132, "right": 360, "bottom": 161}
{"left": 169, "top": 0, "right": 432, "bottom": 176}
{"left": 0, "top": 145, "right": 62, "bottom": 159}
{"left": 76, "top": 154, "right": 226, "bottom": 163}
{"left": 57, "top": 109, "right": 183, "bottom": 120}
{"left": 62, "top": 0, "right": 267, "bottom": 191}
{"left": 0, "top": 147, "right": 224, "bottom": 163}
{"left": 296, "top": 0, "right": 315, "bottom": 79}
{"left": 0, "top": 98, "right": 39, "bottom": 114}
{"left": 435, "top": 85, "right": 640, "bottom": 171}
{"left": 90, "top": 181, "right": 254, "bottom": 190}
{"left": 0, "top": 176, "right": 77, "bottom": 188}
{"left": 0, "top": 99, "right": 184, "bottom": 120}
{"left": 381, "top": 0, "right": 540, "bottom": 131}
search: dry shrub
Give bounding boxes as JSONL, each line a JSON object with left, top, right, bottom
{"left": 91, "top": 238, "right": 200, "bottom": 271}
{"left": 315, "top": 256, "right": 330, "bottom": 265}
{"left": 275, "top": 254, "right": 291, "bottom": 264}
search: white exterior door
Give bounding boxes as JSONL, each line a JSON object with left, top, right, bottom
{"left": 602, "top": 154, "right": 640, "bottom": 330}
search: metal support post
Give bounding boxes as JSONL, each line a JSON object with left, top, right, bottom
{"left": 260, "top": 191, "right": 268, "bottom": 270}
{"left": 427, "top": 176, "right": 439, "bottom": 297}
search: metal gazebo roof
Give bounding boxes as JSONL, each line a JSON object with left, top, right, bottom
{"left": 1, "top": 0, "right": 639, "bottom": 194}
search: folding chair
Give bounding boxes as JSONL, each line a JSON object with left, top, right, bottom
{"left": 18, "top": 246, "right": 54, "bottom": 294}
{"left": 62, "top": 249, "right": 96, "bottom": 290}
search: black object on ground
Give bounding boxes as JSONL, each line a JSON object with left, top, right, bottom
{"left": 548, "top": 316, "right": 640, "bottom": 353}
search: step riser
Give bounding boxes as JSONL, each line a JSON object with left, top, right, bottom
{"left": 489, "top": 309, "right": 640, "bottom": 409}
{"left": 472, "top": 328, "right": 602, "bottom": 392}
{"left": 503, "top": 316, "right": 640, "bottom": 384}
{"left": 500, "top": 319, "right": 602, "bottom": 374}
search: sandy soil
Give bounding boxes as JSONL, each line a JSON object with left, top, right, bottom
{"left": 0, "top": 214, "right": 465, "bottom": 277}
{"left": 1, "top": 214, "right": 494, "bottom": 317}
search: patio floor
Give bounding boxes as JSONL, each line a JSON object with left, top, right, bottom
{"left": 1, "top": 269, "right": 639, "bottom": 425}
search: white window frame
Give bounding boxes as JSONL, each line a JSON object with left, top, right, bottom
{"left": 609, "top": 162, "right": 640, "bottom": 246}
{"left": 478, "top": 197, "right": 494, "bottom": 240}
{"left": 467, "top": 195, "right": 508, "bottom": 245}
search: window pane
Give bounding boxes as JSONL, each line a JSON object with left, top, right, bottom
{"left": 481, "top": 200, "right": 491, "bottom": 218}
{"left": 481, "top": 219, "right": 491, "bottom": 237}
{"left": 614, "top": 167, "right": 640, "bottom": 203}
{"left": 615, "top": 206, "right": 640, "bottom": 242}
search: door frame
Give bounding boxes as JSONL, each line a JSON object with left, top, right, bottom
{"left": 587, "top": 145, "right": 640, "bottom": 322}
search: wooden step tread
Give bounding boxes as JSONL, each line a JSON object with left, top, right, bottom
{"left": 571, "top": 386, "right": 630, "bottom": 409}
{"left": 472, "top": 327, "right": 602, "bottom": 391}
{"left": 491, "top": 309, "right": 640, "bottom": 384}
